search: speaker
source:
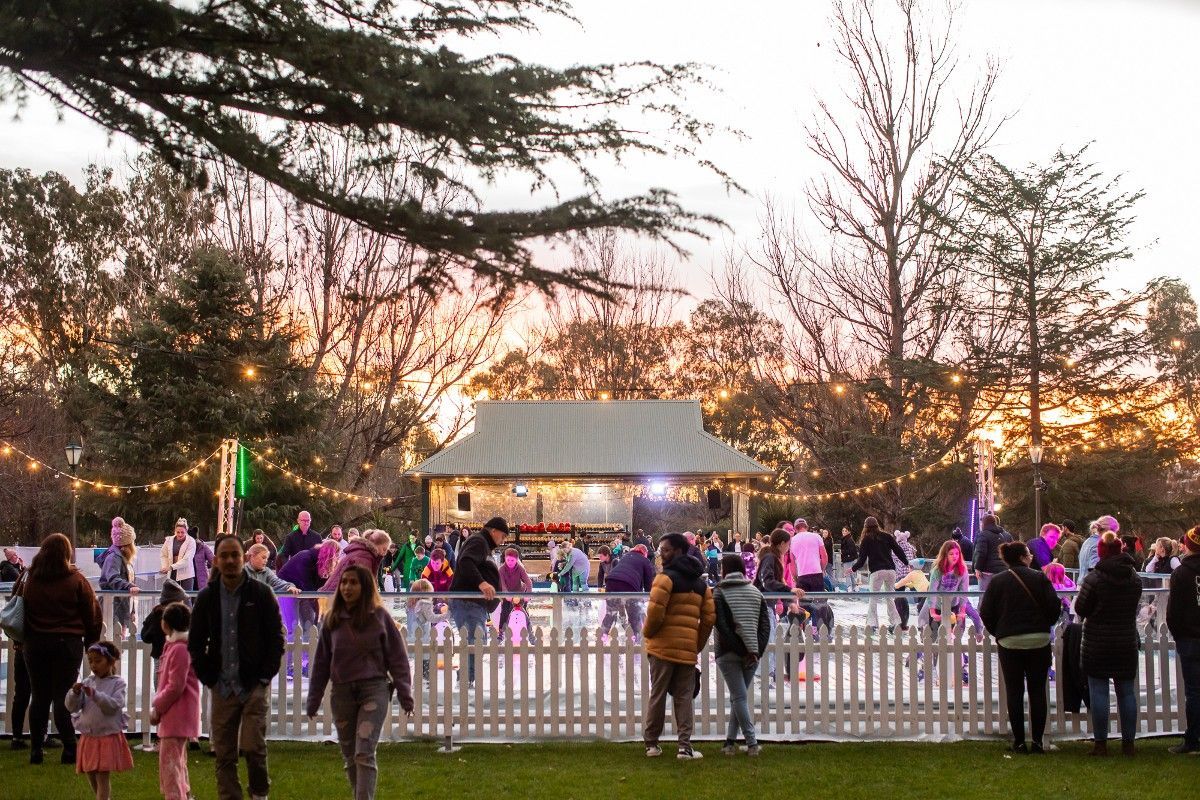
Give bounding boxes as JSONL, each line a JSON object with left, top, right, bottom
{"left": 457, "top": 491, "right": 472, "bottom": 512}
{"left": 707, "top": 488, "right": 722, "bottom": 510}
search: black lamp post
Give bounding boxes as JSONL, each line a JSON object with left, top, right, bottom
{"left": 1029, "top": 443, "right": 1045, "bottom": 536}
{"left": 65, "top": 440, "right": 83, "bottom": 558}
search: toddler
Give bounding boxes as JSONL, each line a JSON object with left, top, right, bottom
{"left": 66, "top": 641, "right": 134, "bottom": 800}
{"left": 408, "top": 578, "right": 449, "bottom": 682}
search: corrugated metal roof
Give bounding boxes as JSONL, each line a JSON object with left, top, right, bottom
{"left": 409, "top": 400, "right": 772, "bottom": 477}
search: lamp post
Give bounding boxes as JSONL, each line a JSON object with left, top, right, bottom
{"left": 1029, "top": 443, "right": 1045, "bottom": 537}
{"left": 65, "top": 440, "right": 83, "bottom": 558}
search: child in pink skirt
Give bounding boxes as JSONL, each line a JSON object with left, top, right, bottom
{"left": 66, "top": 641, "right": 134, "bottom": 800}
{"left": 150, "top": 602, "right": 201, "bottom": 800}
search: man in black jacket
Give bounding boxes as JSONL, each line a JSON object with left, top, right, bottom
{"left": 448, "top": 517, "right": 508, "bottom": 686}
{"left": 276, "top": 509, "right": 321, "bottom": 570}
{"left": 974, "top": 514, "right": 1013, "bottom": 592}
{"left": 1167, "top": 527, "right": 1200, "bottom": 754}
{"left": 189, "top": 535, "right": 285, "bottom": 800}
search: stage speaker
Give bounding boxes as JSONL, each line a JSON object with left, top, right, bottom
{"left": 707, "top": 488, "right": 722, "bottom": 510}
{"left": 457, "top": 491, "right": 472, "bottom": 512}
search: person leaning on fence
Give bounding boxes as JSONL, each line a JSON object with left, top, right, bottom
{"left": 188, "top": 534, "right": 285, "bottom": 800}
{"left": 641, "top": 532, "right": 716, "bottom": 760}
{"left": 448, "top": 517, "right": 508, "bottom": 687}
{"left": 498, "top": 546, "right": 532, "bottom": 643}
{"left": 99, "top": 521, "right": 140, "bottom": 638}
{"left": 1075, "top": 530, "right": 1143, "bottom": 757}
{"left": 714, "top": 553, "right": 770, "bottom": 757}
{"left": 160, "top": 518, "right": 199, "bottom": 590}
{"left": 979, "top": 540, "right": 1063, "bottom": 755}
{"left": 306, "top": 565, "right": 414, "bottom": 800}
{"left": 1166, "top": 525, "right": 1200, "bottom": 755}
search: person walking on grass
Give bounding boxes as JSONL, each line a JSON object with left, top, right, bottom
{"left": 1075, "top": 530, "right": 1143, "bottom": 757}
{"left": 66, "top": 641, "right": 134, "bottom": 800}
{"left": 642, "top": 533, "right": 716, "bottom": 760}
{"left": 306, "top": 565, "right": 414, "bottom": 800}
{"left": 1166, "top": 525, "right": 1200, "bottom": 755}
{"left": 189, "top": 535, "right": 285, "bottom": 800}
{"left": 979, "top": 541, "right": 1062, "bottom": 755}
{"left": 714, "top": 554, "right": 770, "bottom": 757}
{"left": 151, "top": 602, "right": 200, "bottom": 800}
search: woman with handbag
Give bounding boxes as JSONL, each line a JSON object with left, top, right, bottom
{"left": 19, "top": 532, "right": 103, "bottom": 765}
{"left": 306, "top": 565, "right": 413, "bottom": 800}
{"left": 979, "top": 540, "right": 1063, "bottom": 754}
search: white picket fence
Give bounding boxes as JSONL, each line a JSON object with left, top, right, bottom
{"left": 2, "top": 605, "right": 1186, "bottom": 744}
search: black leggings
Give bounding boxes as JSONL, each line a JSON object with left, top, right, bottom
{"left": 998, "top": 644, "right": 1052, "bottom": 746}
{"left": 11, "top": 644, "right": 31, "bottom": 739}
{"left": 23, "top": 633, "right": 84, "bottom": 753}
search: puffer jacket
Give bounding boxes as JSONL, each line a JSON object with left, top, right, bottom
{"left": 714, "top": 574, "right": 770, "bottom": 659}
{"left": 1074, "top": 553, "right": 1143, "bottom": 680}
{"left": 643, "top": 554, "right": 716, "bottom": 664}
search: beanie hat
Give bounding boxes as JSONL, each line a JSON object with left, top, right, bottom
{"left": 1095, "top": 515, "right": 1119, "bottom": 533}
{"left": 159, "top": 578, "right": 188, "bottom": 606}
{"left": 117, "top": 522, "right": 136, "bottom": 547}
{"left": 482, "top": 517, "right": 509, "bottom": 535}
{"left": 895, "top": 530, "right": 910, "bottom": 543}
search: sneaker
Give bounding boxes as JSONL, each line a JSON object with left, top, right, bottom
{"left": 1010, "top": 742, "right": 1028, "bottom": 755}
{"left": 29, "top": 749, "right": 43, "bottom": 765}
{"left": 677, "top": 745, "right": 703, "bottom": 760}
{"left": 61, "top": 749, "right": 76, "bottom": 765}
{"left": 1030, "top": 742, "right": 1045, "bottom": 755}
{"left": 746, "top": 744, "right": 761, "bottom": 757}
{"left": 645, "top": 745, "right": 662, "bottom": 758}
{"left": 1168, "top": 743, "right": 1200, "bottom": 755}
{"left": 720, "top": 743, "right": 737, "bottom": 756}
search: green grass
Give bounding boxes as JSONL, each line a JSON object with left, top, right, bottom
{"left": 0, "top": 738, "right": 1190, "bottom": 799}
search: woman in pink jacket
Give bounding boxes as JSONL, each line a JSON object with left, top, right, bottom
{"left": 150, "top": 603, "right": 201, "bottom": 800}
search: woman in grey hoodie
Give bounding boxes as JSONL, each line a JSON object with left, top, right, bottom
{"left": 714, "top": 554, "right": 771, "bottom": 756}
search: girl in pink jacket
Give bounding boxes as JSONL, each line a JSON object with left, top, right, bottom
{"left": 150, "top": 603, "right": 201, "bottom": 800}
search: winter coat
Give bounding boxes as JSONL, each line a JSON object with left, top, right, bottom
{"left": 643, "top": 554, "right": 716, "bottom": 664}
{"left": 892, "top": 535, "right": 917, "bottom": 579}
{"left": 839, "top": 534, "right": 859, "bottom": 564}
{"left": 245, "top": 564, "right": 296, "bottom": 594}
{"left": 406, "top": 555, "right": 431, "bottom": 586}
{"left": 320, "top": 539, "right": 383, "bottom": 592}
{"left": 979, "top": 565, "right": 1061, "bottom": 643}
{"left": 1074, "top": 554, "right": 1143, "bottom": 680}
{"left": 1055, "top": 533, "right": 1083, "bottom": 570}
{"left": 713, "top": 573, "right": 770, "bottom": 659}
{"left": 422, "top": 558, "right": 454, "bottom": 593}
{"left": 1028, "top": 536, "right": 1054, "bottom": 570}
{"left": 753, "top": 550, "right": 790, "bottom": 593}
{"left": 22, "top": 567, "right": 102, "bottom": 642}
{"left": 973, "top": 523, "right": 1012, "bottom": 575}
{"left": 277, "top": 528, "right": 322, "bottom": 570}
{"left": 192, "top": 539, "right": 215, "bottom": 590}
{"left": 140, "top": 580, "right": 190, "bottom": 660}
{"left": 277, "top": 546, "right": 322, "bottom": 590}
{"left": 603, "top": 551, "right": 656, "bottom": 593}
{"left": 448, "top": 530, "right": 499, "bottom": 606}
{"left": 1167, "top": 553, "right": 1200, "bottom": 641}
{"left": 951, "top": 534, "right": 974, "bottom": 564}
{"left": 153, "top": 636, "right": 201, "bottom": 739}
{"left": 160, "top": 535, "right": 197, "bottom": 582}
{"left": 499, "top": 559, "right": 532, "bottom": 593}
{"left": 852, "top": 532, "right": 909, "bottom": 574}
{"left": 188, "top": 576, "right": 285, "bottom": 691}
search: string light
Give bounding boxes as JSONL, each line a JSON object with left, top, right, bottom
{"left": 747, "top": 451, "right": 959, "bottom": 502}
{"left": 0, "top": 440, "right": 222, "bottom": 492}
{"left": 242, "top": 446, "right": 414, "bottom": 504}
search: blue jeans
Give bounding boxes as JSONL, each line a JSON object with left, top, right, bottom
{"left": 717, "top": 653, "right": 759, "bottom": 746}
{"left": 1088, "top": 676, "right": 1137, "bottom": 744}
{"left": 450, "top": 600, "right": 489, "bottom": 683}
{"left": 1177, "top": 638, "right": 1200, "bottom": 748}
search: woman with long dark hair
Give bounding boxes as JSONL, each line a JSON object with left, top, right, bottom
{"left": 851, "top": 517, "right": 909, "bottom": 631}
{"left": 20, "top": 532, "right": 103, "bottom": 765}
{"left": 753, "top": 529, "right": 805, "bottom": 684}
{"left": 979, "top": 540, "right": 1062, "bottom": 754}
{"left": 306, "top": 565, "right": 413, "bottom": 799}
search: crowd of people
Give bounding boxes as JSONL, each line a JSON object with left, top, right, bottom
{"left": 3, "top": 510, "right": 1200, "bottom": 798}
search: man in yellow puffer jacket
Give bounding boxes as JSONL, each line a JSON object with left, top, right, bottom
{"left": 642, "top": 532, "right": 716, "bottom": 760}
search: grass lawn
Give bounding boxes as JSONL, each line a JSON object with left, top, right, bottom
{"left": 0, "top": 738, "right": 1191, "bottom": 799}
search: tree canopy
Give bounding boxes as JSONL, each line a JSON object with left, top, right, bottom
{"left": 0, "top": 0, "right": 732, "bottom": 294}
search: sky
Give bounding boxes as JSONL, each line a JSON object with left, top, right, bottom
{"left": 1, "top": 0, "right": 1197, "bottom": 300}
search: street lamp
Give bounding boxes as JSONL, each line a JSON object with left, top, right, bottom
{"left": 65, "top": 440, "right": 83, "bottom": 558}
{"left": 1028, "top": 443, "right": 1046, "bottom": 537}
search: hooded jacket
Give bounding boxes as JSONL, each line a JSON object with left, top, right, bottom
{"left": 141, "top": 579, "right": 190, "bottom": 660}
{"left": 153, "top": 634, "right": 201, "bottom": 739}
{"left": 422, "top": 557, "right": 454, "bottom": 592}
{"left": 320, "top": 539, "right": 383, "bottom": 592}
{"left": 642, "top": 553, "right": 716, "bottom": 664}
{"left": 713, "top": 573, "right": 770, "bottom": 659}
{"left": 1167, "top": 552, "right": 1200, "bottom": 641}
{"left": 1074, "top": 553, "right": 1143, "bottom": 680}
{"left": 973, "top": 522, "right": 1012, "bottom": 574}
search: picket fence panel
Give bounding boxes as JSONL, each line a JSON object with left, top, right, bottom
{"left": 2, "top": 619, "right": 1187, "bottom": 745}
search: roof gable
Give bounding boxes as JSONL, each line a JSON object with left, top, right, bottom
{"left": 409, "top": 400, "right": 771, "bottom": 478}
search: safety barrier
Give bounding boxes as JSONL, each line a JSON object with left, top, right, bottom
{"left": 1, "top": 590, "right": 1186, "bottom": 745}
